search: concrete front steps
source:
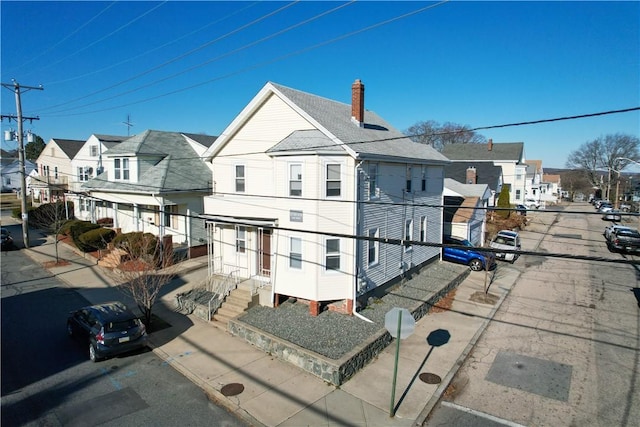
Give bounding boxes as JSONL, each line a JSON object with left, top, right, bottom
{"left": 213, "top": 282, "right": 259, "bottom": 326}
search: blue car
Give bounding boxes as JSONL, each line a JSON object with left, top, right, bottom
{"left": 442, "top": 235, "right": 496, "bottom": 271}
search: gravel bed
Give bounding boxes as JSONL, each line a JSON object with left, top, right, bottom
{"left": 237, "top": 261, "right": 468, "bottom": 360}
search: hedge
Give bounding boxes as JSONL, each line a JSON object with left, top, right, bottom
{"left": 78, "top": 227, "right": 116, "bottom": 252}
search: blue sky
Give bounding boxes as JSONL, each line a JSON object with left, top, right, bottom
{"left": 1, "top": 1, "right": 638, "bottom": 169}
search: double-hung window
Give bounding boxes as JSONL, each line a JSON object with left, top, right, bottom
{"left": 420, "top": 216, "right": 427, "bottom": 242}
{"left": 421, "top": 167, "right": 427, "bottom": 191}
{"left": 236, "top": 226, "right": 246, "bottom": 253}
{"left": 235, "top": 165, "right": 245, "bottom": 193}
{"left": 289, "top": 164, "right": 302, "bottom": 197}
{"left": 114, "top": 158, "right": 129, "bottom": 180}
{"left": 406, "top": 166, "right": 412, "bottom": 193}
{"left": 325, "top": 238, "right": 340, "bottom": 271}
{"left": 404, "top": 219, "right": 413, "bottom": 251}
{"left": 326, "top": 164, "right": 341, "bottom": 197}
{"left": 78, "top": 167, "right": 89, "bottom": 182}
{"left": 368, "top": 163, "right": 378, "bottom": 199}
{"left": 289, "top": 237, "right": 302, "bottom": 269}
{"left": 164, "top": 205, "right": 179, "bottom": 229}
{"left": 368, "top": 228, "right": 379, "bottom": 266}
{"left": 90, "top": 145, "right": 98, "bottom": 157}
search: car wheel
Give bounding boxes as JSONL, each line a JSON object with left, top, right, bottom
{"left": 89, "top": 343, "right": 99, "bottom": 362}
{"left": 469, "top": 259, "right": 483, "bottom": 271}
{"left": 67, "top": 322, "right": 73, "bottom": 337}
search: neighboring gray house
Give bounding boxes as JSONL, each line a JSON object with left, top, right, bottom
{"left": 83, "top": 130, "right": 216, "bottom": 256}
{"left": 442, "top": 140, "right": 526, "bottom": 205}
{"left": 1, "top": 158, "right": 36, "bottom": 192}
{"left": 202, "top": 79, "right": 451, "bottom": 317}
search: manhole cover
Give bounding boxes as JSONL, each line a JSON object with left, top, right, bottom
{"left": 220, "top": 383, "right": 244, "bottom": 396}
{"left": 419, "top": 373, "right": 442, "bottom": 384}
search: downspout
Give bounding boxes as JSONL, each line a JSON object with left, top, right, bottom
{"left": 353, "top": 160, "right": 373, "bottom": 323}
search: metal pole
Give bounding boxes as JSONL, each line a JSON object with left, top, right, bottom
{"left": 14, "top": 83, "right": 30, "bottom": 248}
{"left": 390, "top": 312, "right": 402, "bottom": 417}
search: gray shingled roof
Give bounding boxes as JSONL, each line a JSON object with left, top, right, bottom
{"left": 444, "top": 162, "right": 502, "bottom": 191}
{"left": 267, "top": 129, "right": 343, "bottom": 153}
{"left": 269, "top": 82, "right": 449, "bottom": 164}
{"left": 94, "top": 134, "right": 127, "bottom": 150}
{"left": 52, "top": 139, "right": 85, "bottom": 159}
{"left": 182, "top": 132, "right": 217, "bottom": 148}
{"left": 441, "top": 142, "right": 523, "bottom": 162}
{"left": 83, "top": 130, "right": 211, "bottom": 194}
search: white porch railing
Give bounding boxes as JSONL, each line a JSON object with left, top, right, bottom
{"left": 208, "top": 270, "right": 240, "bottom": 321}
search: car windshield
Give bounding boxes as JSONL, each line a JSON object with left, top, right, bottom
{"left": 105, "top": 319, "right": 139, "bottom": 332}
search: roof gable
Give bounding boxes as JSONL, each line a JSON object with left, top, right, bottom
{"left": 51, "top": 138, "right": 85, "bottom": 159}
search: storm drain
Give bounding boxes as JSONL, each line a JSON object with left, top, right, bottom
{"left": 419, "top": 373, "right": 442, "bottom": 384}
{"left": 486, "top": 351, "right": 572, "bottom": 401}
{"left": 221, "top": 383, "right": 244, "bottom": 397}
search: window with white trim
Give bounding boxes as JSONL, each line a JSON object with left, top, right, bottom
{"left": 420, "top": 216, "right": 427, "bottom": 242}
{"left": 90, "top": 145, "right": 98, "bottom": 157}
{"left": 164, "top": 205, "right": 179, "bottom": 229}
{"left": 289, "top": 164, "right": 302, "bottom": 197}
{"left": 114, "top": 158, "right": 130, "bottom": 180}
{"left": 54, "top": 167, "right": 58, "bottom": 179}
{"left": 78, "top": 167, "right": 89, "bottom": 182}
{"left": 404, "top": 219, "right": 413, "bottom": 251}
{"left": 235, "top": 165, "right": 245, "bottom": 193}
{"left": 326, "top": 164, "right": 341, "bottom": 197}
{"left": 289, "top": 237, "right": 302, "bottom": 269}
{"left": 368, "top": 228, "right": 379, "bottom": 266}
{"left": 368, "top": 163, "right": 378, "bottom": 199}
{"left": 325, "top": 238, "right": 340, "bottom": 271}
{"left": 236, "top": 226, "right": 246, "bottom": 253}
{"left": 515, "top": 189, "right": 521, "bottom": 200}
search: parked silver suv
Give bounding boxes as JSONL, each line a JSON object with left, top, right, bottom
{"left": 67, "top": 301, "right": 148, "bottom": 362}
{"left": 489, "top": 230, "right": 521, "bottom": 263}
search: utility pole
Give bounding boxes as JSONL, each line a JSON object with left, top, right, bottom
{"left": 123, "top": 114, "right": 133, "bottom": 136}
{"left": 1, "top": 80, "right": 43, "bottom": 248}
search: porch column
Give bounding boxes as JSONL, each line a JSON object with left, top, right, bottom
{"left": 113, "top": 202, "right": 119, "bottom": 229}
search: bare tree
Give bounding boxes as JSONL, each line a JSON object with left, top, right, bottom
{"left": 566, "top": 133, "right": 640, "bottom": 195}
{"left": 109, "top": 232, "right": 177, "bottom": 328}
{"left": 28, "top": 201, "right": 72, "bottom": 263}
{"left": 405, "top": 120, "right": 486, "bottom": 151}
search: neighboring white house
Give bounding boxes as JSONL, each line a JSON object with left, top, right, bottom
{"left": 541, "top": 173, "right": 561, "bottom": 205}
{"left": 201, "top": 80, "right": 450, "bottom": 316}
{"left": 443, "top": 178, "right": 492, "bottom": 246}
{"left": 1, "top": 157, "right": 36, "bottom": 192}
{"left": 31, "top": 138, "right": 84, "bottom": 203}
{"left": 69, "top": 134, "right": 127, "bottom": 221}
{"left": 82, "top": 130, "right": 216, "bottom": 254}
{"left": 442, "top": 140, "right": 527, "bottom": 205}
{"left": 525, "top": 159, "right": 543, "bottom": 203}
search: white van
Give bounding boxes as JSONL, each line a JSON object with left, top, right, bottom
{"left": 489, "top": 230, "right": 521, "bottom": 263}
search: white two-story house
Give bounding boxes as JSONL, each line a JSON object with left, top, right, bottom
{"left": 202, "top": 80, "right": 450, "bottom": 316}
{"left": 32, "top": 138, "right": 84, "bottom": 204}
{"left": 83, "top": 130, "right": 216, "bottom": 256}
{"left": 69, "top": 134, "right": 127, "bottom": 221}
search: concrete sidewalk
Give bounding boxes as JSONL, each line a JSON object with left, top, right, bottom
{"left": 16, "top": 228, "right": 520, "bottom": 427}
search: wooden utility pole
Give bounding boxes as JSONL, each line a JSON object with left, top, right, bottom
{"left": 1, "top": 80, "right": 43, "bottom": 248}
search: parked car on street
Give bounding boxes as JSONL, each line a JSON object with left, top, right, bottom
{"left": 489, "top": 230, "right": 521, "bottom": 263}
{"left": 607, "top": 228, "right": 640, "bottom": 254}
{"left": 515, "top": 204, "right": 527, "bottom": 216}
{"left": 524, "top": 198, "right": 540, "bottom": 209}
{"left": 1, "top": 227, "right": 13, "bottom": 250}
{"left": 442, "top": 235, "right": 496, "bottom": 271}
{"left": 604, "top": 224, "right": 634, "bottom": 241}
{"left": 602, "top": 210, "right": 622, "bottom": 221}
{"left": 67, "top": 301, "right": 148, "bottom": 362}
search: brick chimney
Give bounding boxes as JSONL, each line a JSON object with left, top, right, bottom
{"left": 351, "top": 79, "right": 364, "bottom": 127}
{"left": 488, "top": 138, "right": 493, "bottom": 151}
{"left": 466, "top": 166, "right": 477, "bottom": 184}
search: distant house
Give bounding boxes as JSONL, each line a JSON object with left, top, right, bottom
{"left": 202, "top": 79, "right": 450, "bottom": 317}
{"left": 82, "top": 130, "right": 216, "bottom": 255}
{"left": 443, "top": 178, "right": 492, "bottom": 246}
{"left": 525, "top": 159, "right": 543, "bottom": 203}
{"left": 444, "top": 162, "right": 502, "bottom": 206}
{"left": 1, "top": 158, "right": 36, "bottom": 192}
{"left": 69, "top": 134, "right": 127, "bottom": 221}
{"left": 541, "top": 173, "right": 561, "bottom": 205}
{"left": 442, "top": 140, "right": 526, "bottom": 205}
{"left": 32, "top": 138, "right": 84, "bottom": 203}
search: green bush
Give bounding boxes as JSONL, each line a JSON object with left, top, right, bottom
{"left": 78, "top": 227, "right": 116, "bottom": 252}
{"left": 69, "top": 221, "right": 100, "bottom": 251}
{"left": 59, "top": 219, "right": 83, "bottom": 236}
{"left": 496, "top": 186, "right": 511, "bottom": 219}
{"left": 113, "top": 232, "right": 159, "bottom": 258}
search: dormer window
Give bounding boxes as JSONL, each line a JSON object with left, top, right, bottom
{"left": 114, "top": 158, "right": 130, "bottom": 180}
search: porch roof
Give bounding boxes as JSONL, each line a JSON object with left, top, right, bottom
{"left": 200, "top": 214, "right": 278, "bottom": 227}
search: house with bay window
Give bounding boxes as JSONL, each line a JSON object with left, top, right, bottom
{"left": 202, "top": 80, "right": 450, "bottom": 317}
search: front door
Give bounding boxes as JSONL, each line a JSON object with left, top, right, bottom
{"left": 258, "top": 229, "right": 272, "bottom": 277}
